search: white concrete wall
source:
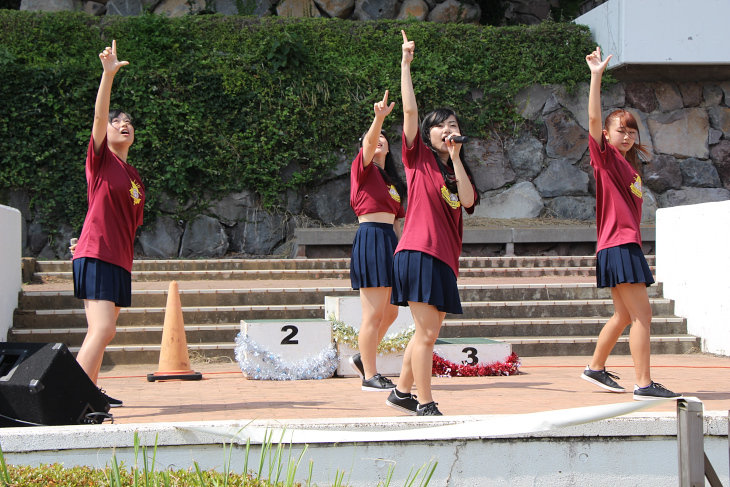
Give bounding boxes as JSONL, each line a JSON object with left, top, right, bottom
{"left": 576, "top": 0, "right": 730, "bottom": 68}
{"left": 0, "top": 205, "right": 22, "bottom": 341}
{"left": 656, "top": 201, "right": 730, "bottom": 355}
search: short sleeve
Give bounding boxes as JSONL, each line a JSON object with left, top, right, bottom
{"left": 86, "top": 134, "right": 107, "bottom": 179}
{"left": 396, "top": 203, "right": 406, "bottom": 219}
{"left": 589, "top": 134, "right": 609, "bottom": 170}
{"left": 351, "top": 148, "right": 373, "bottom": 184}
{"left": 464, "top": 184, "right": 478, "bottom": 215}
{"left": 402, "top": 129, "right": 428, "bottom": 169}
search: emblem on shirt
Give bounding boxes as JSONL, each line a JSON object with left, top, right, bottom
{"left": 630, "top": 174, "right": 643, "bottom": 199}
{"left": 387, "top": 184, "right": 401, "bottom": 203}
{"left": 441, "top": 185, "right": 461, "bottom": 209}
{"left": 129, "top": 180, "right": 142, "bottom": 205}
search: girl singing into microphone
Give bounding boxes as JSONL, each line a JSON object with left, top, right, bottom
{"left": 349, "top": 90, "right": 407, "bottom": 392}
{"left": 386, "top": 31, "right": 480, "bottom": 416}
{"left": 580, "top": 47, "right": 681, "bottom": 400}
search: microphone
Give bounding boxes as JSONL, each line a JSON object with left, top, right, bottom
{"left": 448, "top": 135, "right": 469, "bottom": 143}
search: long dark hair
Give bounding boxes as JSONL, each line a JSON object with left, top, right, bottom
{"left": 604, "top": 110, "right": 651, "bottom": 172}
{"left": 359, "top": 130, "right": 407, "bottom": 204}
{"left": 420, "top": 108, "right": 480, "bottom": 206}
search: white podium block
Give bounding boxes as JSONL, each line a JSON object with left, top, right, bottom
{"left": 325, "top": 296, "right": 413, "bottom": 334}
{"left": 240, "top": 319, "right": 333, "bottom": 364}
{"left": 336, "top": 344, "right": 405, "bottom": 378}
{"left": 433, "top": 338, "right": 512, "bottom": 366}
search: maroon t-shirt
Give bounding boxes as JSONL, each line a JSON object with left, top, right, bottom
{"left": 394, "top": 131, "right": 476, "bottom": 277}
{"left": 73, "top": 135, "right": 145, "bottom": 273}
{"left": 590, "top": 135, "right": 643, "bottom": 252}
{"left": 349, "top": 148, "right": 405, "bottom": 219}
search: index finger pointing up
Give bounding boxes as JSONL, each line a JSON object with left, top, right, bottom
{"left": 401, "top": 30, "right": 408, "bottom": 43}
{"left": 112, "top": 39, "right": 117, "bottom": 55}
{"left": 382, "top": 90, "right": 389, "bottom": 104}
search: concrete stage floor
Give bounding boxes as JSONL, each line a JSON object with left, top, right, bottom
{"left": 99, "top": 354, "right": 730, "bottom": 424}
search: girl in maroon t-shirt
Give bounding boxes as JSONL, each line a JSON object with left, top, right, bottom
{"left": 348, "top": 90, "right": 407, "bottom": 392}
{"left": 385, "top": 31, "right": 479, "bottom": 417}
{"left": 70, "top": 40, "right": 145, "bottom": 408}
{"left": 580, "top": 47, "right": 680, "bottom": 400}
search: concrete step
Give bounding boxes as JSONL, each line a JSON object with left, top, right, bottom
{"left": 505, "top": 335, "right": 699, "bottom": 357}
{"left": 33, "top": 255, "right": 657, "bottom": 274}
{"left": 11, "top": 298, "right": 676, "bottom": 329}
{"left": 8, "top": 316, "right": 687, "bottom": 347}
{"left": 18, "top": 283, "right": 666, "bottom": 310}
{"left": 49, "top": 334, "right": 696, "bottom": 365}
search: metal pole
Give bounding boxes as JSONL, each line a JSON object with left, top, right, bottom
{"left": 678, "top": 398, "right": 705, "bottom": 487}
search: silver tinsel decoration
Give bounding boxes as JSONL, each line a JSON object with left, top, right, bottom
{"left": 234, "top": 332, "right": 339, "bottom": 380}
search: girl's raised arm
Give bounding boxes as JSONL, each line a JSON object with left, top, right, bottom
{"left": 362, "top": 90, "right": 395, "bottom": 167}
{"left": 92, "top": 39, "right": 129, "bottom": 154}
{"left": 586, "top": 46, "right": 612, "bottom": 148}
{"left": 401, "top": 30, "right": 418, "bottom": 148}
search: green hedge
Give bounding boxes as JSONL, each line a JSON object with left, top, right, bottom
{"left": 0, "top": 11, "right": 595, "bottom": 230}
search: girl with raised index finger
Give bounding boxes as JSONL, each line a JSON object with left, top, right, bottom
{"left": 71, "top": 40, "right": 145, "bottom": 408}
{"left": 579, "top": 47, "right": 681, "bottom": 401}
{"left": 385, "top": 31, "right": 480, "bottom": 417}
{"left": 348, "top": 90, "right": 407, "bottom": 392}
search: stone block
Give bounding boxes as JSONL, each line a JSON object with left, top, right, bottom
{"left": 642, "top": 154, "right": 682, "bottom": 193}
{"left": 544, "top": 196, "right": 595, "bottom": 221}
{"left": 661, "top": 187, "right": 730, "bottom": 208}
{"left": 648, "top": 108, "right": 709, "bottom": 159}
{"left": 678, "top": 82, "right": 703, "bottom": 108}
{"left": 396, "top": 0, "right": 428, "bottom": 20}
{"left": 303, "top": 178, "right": 357, "bottom": 226}
{"left": 679, "top": 158, "right": 722, "bottom": 188}
{"left": 544, "top": 110, "right": 588, "bottom": 162}
{"left": 20, "top": 0, "right": 74, "bottom": 10}
{"left": 641, "top": 188, "right": 658, "bottom": 223}
{"left": 709, "top": 128, "right": 723, "bottom": 146}
{"left": 179, "top": 215, "right": 229, "bottom": 258}
{"left": 703, "top": 84, "right": 724, "bottom": 107}
{"left": 708, "top": 106, "right": 730, "bottom": 138}
{"left": 83, "top": 0, "right": 106, "bottom": 14}
{"left": 534, "top": 159, "right": 589, "bottom": 197}
{"left": 209, "top": 190, "right": 256, "bottom": 226}
{"left": 427, "top": 0, "right": 480, "bottom": 23}
{"left": 27, "top": 222, "right": 48, "bottom": 255}
{"left": 353, "top": 0, "right": 396, "bottom": 19}
{"left": 555, "top": 82, "right": 589, "bottom": 131}
{"left": 229, "top": 208, "right": 287, "bottom": 255}
{"left": 710, "top": 140, "right": 730, "bottom": 188}
{"left": 506, "top": 132, "right": 545, "bottom": 180}
{"left": 468, "top": 181, "right": 543, "bottom": 220}
{"left": 314, "top": 0, "right": 353, "bottom": 17}
{"left": 52, "top": 224, "right": 76, "bottom": 260}
{"left": 602, "top": 83, "right": 625, "bottom": 109}
{"left": 542, "top": 93, "right": 560, "bottom": 115}
{"left": 503, "top": 0, "right": 550, "bottom": 24}
{"left": 467, "top": 138, "right": 516, "bottom": 192}
{"left": 107, "top": 0, "right": 143, "bottom": 15}
{"left": 654, "top": 82, "right": 683, "bottom": 112}
{"left": 625, "top": 82, "right": 657, "bottom": 113}
{"left": 514, "top": 84, "right": 553, "bottom": 121}
{"left": 139, "top": 216, "right": 183, "bottom": 259}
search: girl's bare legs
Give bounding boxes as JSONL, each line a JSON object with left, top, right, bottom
{"left": 589, "top": 283, "right": 652, "bottom": 387}
{"left": 396, "top": 302, "right": 445, "bottom": 404}
{"left": 359, "top": 287, "right": 398, "bottom": 379}
{"left": 76, "top": 300, "right": 118, "bottom": 384}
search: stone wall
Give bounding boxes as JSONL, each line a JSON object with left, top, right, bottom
{"left": 9, "top": 79, "right": 730, "bottom": 259}
{"left": 17, "top": 0, "right": 562, "bottom": 24}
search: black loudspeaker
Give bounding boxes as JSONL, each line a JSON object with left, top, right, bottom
{"left": 0, "top": 342, "right": 110, "bottom": 427}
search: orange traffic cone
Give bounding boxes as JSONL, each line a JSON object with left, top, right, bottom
{"left": 147, "top": 281, "right": 202, "bottom": 382}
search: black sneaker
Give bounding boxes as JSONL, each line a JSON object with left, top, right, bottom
{"left": 581, "top": 367, "right": 625, "bottom": 393}
{"left": 386, "top": 389, "right": 418, "bottom": 415}
{"left": 362, "top": 373, "right": 396, "bottom": 391}
{"left": 633, "top": 382, "right": 682, "bottom": 401}
{"left": 349, "top": 353, "right": 365, "bottom": 379}
{"left": 416, "top": 401, "right": 443, "bottom": 416}
{"left": 99, "top": 388, "right": 123, "bottom": 408}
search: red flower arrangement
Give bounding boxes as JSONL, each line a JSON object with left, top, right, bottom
{"left": 432, "top": 352, "right": 521, "bottom": 377}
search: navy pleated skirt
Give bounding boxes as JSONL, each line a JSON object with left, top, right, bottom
{"left": 350, "top": 222, "right": 398, "bottom": 290}
{"left": 391, "top": 250, "right": 462, "bottom": 314}
{"left": 596, "top": 243, "right": 654, "bottom": 288}
{"left": 73, "top": 257, "right": 132, "bottom": 307}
